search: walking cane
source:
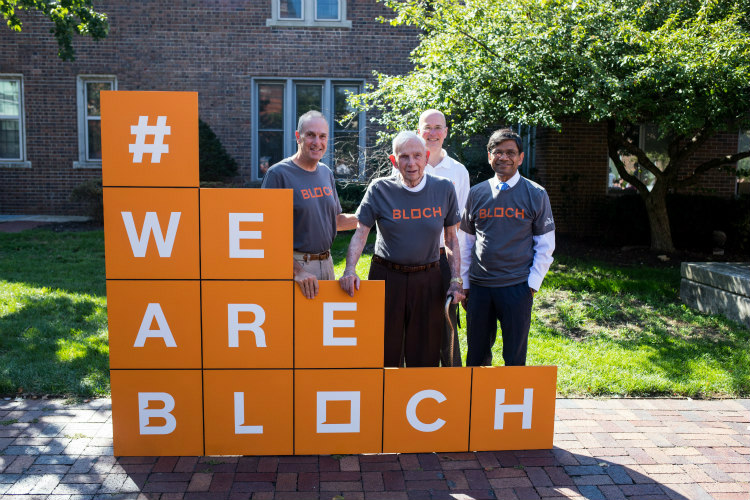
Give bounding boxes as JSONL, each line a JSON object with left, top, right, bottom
{"left": 445, "top": 294, "right": 456, "bottom": 366}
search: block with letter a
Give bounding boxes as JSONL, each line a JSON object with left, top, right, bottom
{"left": 469, "top": 366, "right": 557, "bottom": 451}
{"left": 203, "top": 370, "right": 293, "bottom": 456}
{"left": 295, "top": 369, "right": 383, "bottom": 455}
{"left": 200, "top": 188, "right": 293, "bottom": 279}
{"left": 107, "top": 280, "right": 201, "bottom": 369}
{"left": 110, "top": 370, "right": 204, "bottom": 456}
{"left": 101, "top": 91, "right": 198, "bottom": 188}
{"left": 383, "top": 367, "right": 471, "bottom": 453}
{"left": 103, "top": 187, "right": 199, "bottom": 279}
{"left": 201, "top": 281, "right": 294, "bottom": 369}
{"left": 294, "top": 281, "right": 385, "bottom": 368}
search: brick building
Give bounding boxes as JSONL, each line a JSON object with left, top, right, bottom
{"left": 0, "top": 0, "right": 742, "bottom": 238}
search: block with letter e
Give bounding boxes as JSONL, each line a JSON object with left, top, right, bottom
{"left": 200, "top": 188, "right": 293, "bottom": 280}
{"left": 469, "top": 366, "right": 557, "bottom": 451}
{"left": 101, "top": 91, "right": 198, "bottom": 188}
{"left": 110, "top": 370, "right": 203, "bottom": 456}
{"left": 294, "top": 281, "right": 384, "bottom": 368}
{"left": 103, "top": 187, "right": 199, "bottom": 279}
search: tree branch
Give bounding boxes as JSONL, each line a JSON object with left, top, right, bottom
{"left": 675, "top": 149, "right": 750, "bottom": 188}
{"left": 609, "top": 123, "right": 663, "bottom": 179}
{"left": 607, "top": 121, "right": 650, "bottom": 196}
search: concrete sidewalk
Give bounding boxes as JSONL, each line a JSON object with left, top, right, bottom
{"left": 1, "top": 398, "right": 748, "bottom": 500}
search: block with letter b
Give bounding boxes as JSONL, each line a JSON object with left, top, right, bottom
{"left": 469, "top": 366, "right": 557, "bottom": 451}
{"left": 200, "top": 188, "right": 293, "bottom": 280}
{"left": 101, "top": 91, "right": 198, "bottom": 188}
{"left": 110, "top": 370, "right": 203, "bottom": 456}
{"left": 103, "top": 187, "right": 199, "bottom": 279}
{"left": 294, "top": 281, "right": 385, "bottom": 368}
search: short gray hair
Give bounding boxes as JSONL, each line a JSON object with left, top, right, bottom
{"left": 392, "top": 131, "right": 426, "bottom": 155}
{"left": 297, "top": 110, "right": 327, "bottom": 134}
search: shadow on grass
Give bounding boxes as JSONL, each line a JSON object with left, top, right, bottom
{"left": 0, "top": 291, "right": 109, "bottom": 396}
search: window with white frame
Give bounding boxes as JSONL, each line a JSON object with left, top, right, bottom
{"left": 0, "top": 76, "right": 28, "bottom": 167}
{"left": 252, "top": 78, "right": 365, "bottom": 180}
{"left": 267, "top": 0, "right": 351, "bottom": 28}
{"left": 75, "top": 76, "right": 116, "bottom": 168}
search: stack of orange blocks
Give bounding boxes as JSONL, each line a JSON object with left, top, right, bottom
{"left": 101, "top": 91, "right": 557, "bottom": 457}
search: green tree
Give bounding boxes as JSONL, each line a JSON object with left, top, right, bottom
{"left": 351, "top": 0, "right": 750, "bottom": 252}
{"left": 199, "top": 119, "right": 239, "bottom": 182}
{"left": 1, "top": 0, "right": 108, "bottom": 61}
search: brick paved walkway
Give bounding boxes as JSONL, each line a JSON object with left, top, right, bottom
{"left": 1, "top": 398, "right": 748, "bottom": 500}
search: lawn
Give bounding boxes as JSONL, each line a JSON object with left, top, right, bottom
{"left": 1, "top": 228, "right": 748, "bottom": 397}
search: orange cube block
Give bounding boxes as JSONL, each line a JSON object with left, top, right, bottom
{"left": 107, "top": 280, "right": 201, "bottom": 369}
{"left": 101, "top": 91, "right": 198, "bottom": 188}
{"left": 294, "top": 281, "right": 384, "bottom": 368}
{"left": 203, "top": 370, "right": 293, "bottom": 456}
{"left": 469, "top": 366, "right": 557, "bottom": 451}
{"left": 383, "top": 367, "right": 471, "bottom": 453}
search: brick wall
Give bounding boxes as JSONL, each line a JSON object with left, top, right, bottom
{"left": 0, "top": 0, "right": 418, "bottom": 214}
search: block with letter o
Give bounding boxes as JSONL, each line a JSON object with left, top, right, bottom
{"left": 103, "top": 187, "right": 199, "bottom": 279}
{"left": 203, "top": 370, "right": 293, "bottom": 456}
{"left": 110, "top": 370, "right": 203, "bottom": 456}
{"left": 383, "top": 367, "right": 471, "bottom": 453}
{"left": 107, "top": 280, "right": 201, "bottom": 369}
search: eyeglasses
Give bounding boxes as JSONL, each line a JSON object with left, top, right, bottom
{"left": 489, "top": 149, "right": 519, "bottom": 159}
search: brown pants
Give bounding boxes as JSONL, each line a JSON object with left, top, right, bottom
{"left": 369, "top": 259, "right": 443, "bottom": 367}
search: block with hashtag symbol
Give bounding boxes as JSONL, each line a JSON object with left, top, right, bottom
{"left": 101, "top": 91, "right": 198, "bottom": 187}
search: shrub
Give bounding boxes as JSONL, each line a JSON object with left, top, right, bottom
{"left": 336, "top": 182, "right": 367, "bottom": 214}
{"left": 69, "top": 178, "right": 103, "bottom": 222}
{"left": 199, "top": 119, "right": 238, "bottom": 182}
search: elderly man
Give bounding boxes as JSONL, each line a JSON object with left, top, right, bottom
{"left": 262, "top": 110, "right": 358, "bottom": 299}
{"left": 459, "top": 128, "right": 555, "bottom": 366}
{"left": 340, "top": 132, "right": 465, "bottom": 367}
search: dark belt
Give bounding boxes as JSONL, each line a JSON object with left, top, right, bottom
{"left": 295, "top": 250, "right": 330, "bottom": 262}
{"left": 372, "top": 254, "right": 439, "bottom": 273}
{"left": 439, "top": 247, "right": 446, "bottom": 256}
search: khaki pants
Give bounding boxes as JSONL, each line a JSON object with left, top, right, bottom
{"left": 293, "top": 252, "right": 335, "bottom": 280}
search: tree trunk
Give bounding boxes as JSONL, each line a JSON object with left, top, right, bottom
{"left": 642, "top": 186, "right": 675, "bottom": 253}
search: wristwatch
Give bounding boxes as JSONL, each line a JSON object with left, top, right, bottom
{"left": 450, "top": 277, "right": 463, "bottom": 286}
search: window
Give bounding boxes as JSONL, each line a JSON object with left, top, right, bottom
{"left": 738, "top": 130, "right": 750, "bottom": 195}
{"left": 608, "top": 124, "right": 668, "bottom": 192}
{"left": 0, "top": 75, "right": 29, "bottom": 168}
{"left": 267, "top": 0, "right": 351, "bottom": 28}
{"left": 75, "top": 76, "right": 116, "bottom": 168}
{"left": 252, "top": 78, "right": 365, "bottom": 180}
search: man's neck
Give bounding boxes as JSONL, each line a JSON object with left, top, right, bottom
{"left": 292, "top": 152, "right": 318, "bottom": 172}
{"left": 427, "top": 147, "right": 445, "bottom": 167}
{"left": 403, "top": 174, "right": 425, "bottom": 188}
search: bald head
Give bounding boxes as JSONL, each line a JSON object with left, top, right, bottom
{"left": 417, "top": 109, "right": 448, "bottom": 155}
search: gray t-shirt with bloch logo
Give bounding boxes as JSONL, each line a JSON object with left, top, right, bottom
{"left": 356, "top": 174, "right": 459, "bottom": 266}
{"left": 261, "top": 158, "right": 342, "bottom": 254}
{"left": 460, "top": 176, "right": 555, "bottom": 287}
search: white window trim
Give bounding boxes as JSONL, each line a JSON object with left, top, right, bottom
{"left": 74, "top": 75, "right": 117, "bottom": 169}
{"left": 250, "top": 77, "right": 366, "bottom": 182}
{"left": 267, "top": 0, "right": 351, "bottom": 28}
{"left": 0, "top": 74, "right": 31, "bottom": 169}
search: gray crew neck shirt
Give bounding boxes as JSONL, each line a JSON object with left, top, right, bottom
{"left": 261, "top": 158, "right": 342, "bottom": 254}
{"left": 356, "top": 174, "right": 460, "bottom": 266}
{"left": 460, "top": 176, "right": 555, "bottom": 287}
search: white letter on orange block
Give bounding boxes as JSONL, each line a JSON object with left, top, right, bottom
{"left": 316, "top": 391, "right": 360, "bottom": 433}
{"left": 138, "top": 392, "right": 177, "bottom": 435}
{"left": 234, "top": 392, "right": 263, "bottom": 434}
{"left": 406, "top": 389, "right": 446, "bottom": 432}
{"left": 227, "top": 304, "right": 266, "bottom": 348}
{"left": 323, "top": 303, "right": 357, "bottom": 346}
{"left": 134, "top": 303, "right": 177, "bottom": 347}
{"left": 494, "top": 388, "right": 533, "bottom": 430}
{"left": 121, "top": 211, "right": 181, "bottom": 258}
{"left": 229, "top": 213, "right": 263, "bottom": 259}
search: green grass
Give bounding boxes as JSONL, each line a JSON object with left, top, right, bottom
{"left": 1, "top": 228, "right": 748, "bottom": 398}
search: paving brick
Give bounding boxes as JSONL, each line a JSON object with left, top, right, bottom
{"left": 275, "top": 472, "right": 297, "bottom": 491}
{"left": 382, "top": 470, "right": 405, "bottom": 490}
{"left": 417, "top": 453, "right": 441, "bottom": 471}
{"left": 577, "top": 485, "right": 605, "bottom": 500}
{"left": 209, "top": 472, "right": 235, "bottom": 492}
{"left": 488, "top": 477, "right": 532, "bottom": 489}
{"left": 365, "top": 492, "right": 408, "bottom": 500}
{"left": 297, "top": 472, "right": 319, "bottom": 491}
{"left": 230, "top": 481, "right": 275, "bottom": 492}
{"left": 152, "top": 456, "right": 179, "bottom": 473}
{"left": 514, "top": 486, "right": 542, "bottom": 500}
{"left": 443, "top": 470, "right": 469, "bottom": 490}
{"left": 186, "top": 472, "right": 212, "bottom": 492}
{"left": 339, "top": 456, "right": 360, "bottom": 472}
{"left": 361, "top": 471, "right": 384, "bottom": 491}
{"left": 318, "top": 456, "right": 339, "bottom": 472}
{"left": 175, "top": 456, "right": 200, "bottom": 473}
{"left": 256, "top": 457, "right": 278, "bottom": 473}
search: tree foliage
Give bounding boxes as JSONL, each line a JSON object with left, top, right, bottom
{"left": 351, "top": 0, "right": 750, "bottom": 251}
{"left": 199, "top": 119, "right": 239, "bottom": 183}
{"left": 1, "top": 0, "right": 108, "bottom": 61}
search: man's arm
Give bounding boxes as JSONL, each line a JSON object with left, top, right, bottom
{"left": 528, "top": 231, "right": 555, "bottom": 295}
{"left": 444, "top": 225, "right": 466, "bottom": 305}
{"left": 339, "top": 222, "right": 371, "bottom": 297}
{"left": 336, "top": 213, "right": 359, "bottom": 231}
{"left": 294, "top": 259, "right": 320, "bottom": 300}
{"left": 457, "top": 229, "right": 475, "bottom": 309}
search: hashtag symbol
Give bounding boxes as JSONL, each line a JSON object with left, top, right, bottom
{"left": 129, "top": 116, "right": 171, "bottom": 163}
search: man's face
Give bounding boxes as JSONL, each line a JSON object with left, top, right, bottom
{"left": 488, "top": 139, "right": 524, "bottom": 181}
{"left": 417, "top": 111, "right": 448, "bottom": 151}
{"left": 390, "top": 138, "right": 429, "bottom": 185}
{"left": 296, "top": 117, "right": 328, "bottom": 163}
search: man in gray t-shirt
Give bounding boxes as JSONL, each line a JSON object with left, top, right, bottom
{"left": 459, "top": 128, "right": 555, "bottom": 366}
{"left": 261, "top": 111, "right": 357, "bottom": 299}
{"left": 340, "top": 132, "right": 465, "bottom": 367}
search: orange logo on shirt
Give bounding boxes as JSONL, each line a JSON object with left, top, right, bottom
{"left": 392, "top": 207, "right": 443, "bottom": 220}
{"left": 301, "top": 186, "right": 334, "bottom": 199}
{"left": 478, "top": 207, "right": 525, "bottom": 220}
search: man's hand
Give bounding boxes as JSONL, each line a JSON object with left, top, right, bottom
{"left": 294, "top": 270, "right": 319, "bottom": 299}
{"left": 530, "top": 287, "right": 537, "bottom": 298}
{"left": 461, "top": 288, "right": 470, "bottom": 310}
{"left": 447, "top": 282, "right": 465, "bottom": 305}
{"left": 339, "top": 270, "right": 360, "bottom": 297}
